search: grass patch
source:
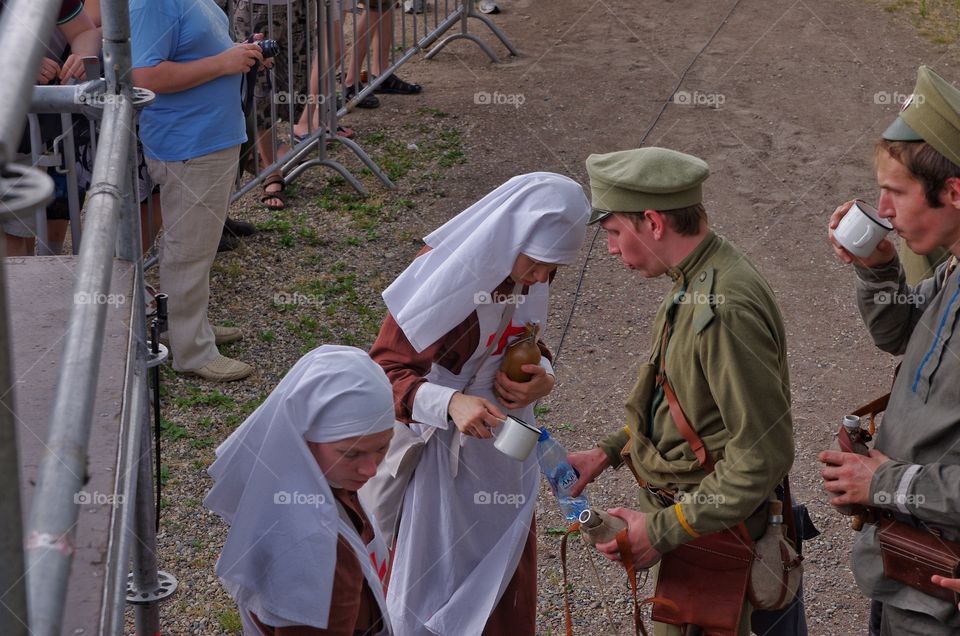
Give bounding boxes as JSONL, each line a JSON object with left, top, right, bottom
{"left": 217, "top": 609, "right": 242, "bottom": 633}
{"left": 876, "top": 0, "right": 960, "bottom": 43}
{"left": 172, "top": 386, "right": 236, "bottom": 409}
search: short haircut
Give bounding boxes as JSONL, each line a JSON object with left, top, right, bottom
{"left": 876, "top": 139, "right": 960, "bottom": 208}
{"left": 625, "top": 203, "right": 707, "bottom": 236}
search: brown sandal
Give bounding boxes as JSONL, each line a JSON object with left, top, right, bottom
{"left": 261, "top": 174, "right": 286, "bottom": 211}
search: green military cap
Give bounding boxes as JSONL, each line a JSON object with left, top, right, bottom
{"left": 585, "top": 147, "right": 710, "bottom": 224}
{"left": 882, "top": 66, "right": 960, "bottom": 167}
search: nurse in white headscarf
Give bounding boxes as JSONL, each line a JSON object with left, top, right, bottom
{"left": 366, "top": 172, "right": 590, "bottom": 635}
{"left": 204, "top": 345, "right": 396, "bottom": 635}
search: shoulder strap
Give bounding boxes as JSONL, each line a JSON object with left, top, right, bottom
{"left": 660, "top": 376, "right": 715, "bottom": 474}
{"left": 656, "top": 327, "right": 715, "bottom": 473}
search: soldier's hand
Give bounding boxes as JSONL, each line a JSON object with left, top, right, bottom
{"left": 828, "top": 200, "right": 896, "bottom": 268}
{"left": 567, "top": 447, "right": 609, "bottom": 497}
{"left": 494, "top": 365, "right": 554, "bottom": 409}
{"left": 931, "top": 575, "right": 960, "bottom": 610}
{"left": 448, "top": 392, "right": 503, "bottom": 439}
{"left": 819, "top": 448, "right": 892, "bottom": 506}
{"left": 595, "top": 507, "right": 661, "bottom": 570}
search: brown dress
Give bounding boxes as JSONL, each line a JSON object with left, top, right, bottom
{"left": 249, "top": 489, "right": 384, "bottom": 636}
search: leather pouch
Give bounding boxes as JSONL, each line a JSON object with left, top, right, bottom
{"left": 652, "top": 529, "right": 754, "bottom": 636}
{"left": 877, "top": 517, "right": 960, "bottom": 604}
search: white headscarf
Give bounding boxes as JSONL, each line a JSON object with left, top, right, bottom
{"left": 382, "top": 172, "right": 590, "bottom": 352}
{"left": 204, "top": 346, "right": 394, "bottom": 630}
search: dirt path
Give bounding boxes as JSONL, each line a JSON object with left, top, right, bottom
{"left": 341, "top": 0, "right": 959, "bottom": 633}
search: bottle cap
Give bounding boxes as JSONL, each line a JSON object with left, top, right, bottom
{"left": 579, "top": 509, "right": 600, "bottom": 527}
{"left": 843, "top": 414, "right": 861, "bottom": 431}
{"left": 538, "top": 427, "right": 549, "bottom": 442}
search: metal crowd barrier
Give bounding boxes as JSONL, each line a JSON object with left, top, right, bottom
{"left": 0, "top": 0, "right": 168, "bottom": 634}
{"left": 227, "top": 0, "right": 517, "bottom": 199}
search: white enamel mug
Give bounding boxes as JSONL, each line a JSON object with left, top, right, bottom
{"left": 492, "top": 416, "right": 540, "bottom": 461}
{"left": 834, "top": 200, "right": 893, "bottom": 258}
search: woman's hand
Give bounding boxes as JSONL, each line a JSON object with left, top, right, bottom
{"left": 494, "top": 365, "right": 554, "bottom": 409}
{"left": 59, "top": 53, "right": 87, "bottom": 82}
{"left": 448, "top": 392, "right": 504, "bottom": 439}
{"left": 37, "top": 58, "right": 61, "bottom": 85}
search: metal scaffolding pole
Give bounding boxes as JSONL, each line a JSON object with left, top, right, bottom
{"left": 0, "top": 0, "right": 61, "bottom": 162}
{"left": 23, "top": 97, "right": 133, "bottom": 636}
{"left": 0, "top": 259, "right": 27, "bottom": 636}
{"left": 0, "top": 1, "right": 64, "bottom": 634}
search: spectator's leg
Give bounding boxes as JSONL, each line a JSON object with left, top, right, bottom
{"left": 3, "top": 234, "right": 34, "bottom": 257}
{"left": 140, "top": 191, "right": 163, "bottom": 254}
{"left": 45, "top": 220, "right": 68, "bottom": 255}
{"left": 371, "top": 3, "right": 393, "bottom": 77}
{"left": 344, "top": 10, "right": 371, "bottom": 88}
{"left": 293, "top": 50, "right": 322, "bottom": 139}
{"left": 148, "top": 145, "right": 239, "bottom": 373}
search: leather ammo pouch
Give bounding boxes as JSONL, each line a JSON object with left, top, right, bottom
{"left": 877, "top": 516, "right": 960, "bottom": 604}
{"left": 651, "top": 528, "right": 754, "bottom": 635}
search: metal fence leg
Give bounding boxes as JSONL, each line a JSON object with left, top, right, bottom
{"left": 424, "top": 0, "right": 516, "bottom": 61}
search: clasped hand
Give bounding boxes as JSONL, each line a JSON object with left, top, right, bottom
{"left": 494, "top": 364, "right": 554, "bottom": 409}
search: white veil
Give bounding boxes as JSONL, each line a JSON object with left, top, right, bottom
{"left": 381, "top": 172, "right": 590, "bottom": 352}
{"left": 204, "top": 345, "right": 394, "bottom": 629}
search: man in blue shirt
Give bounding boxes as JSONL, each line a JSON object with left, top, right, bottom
{"left": 131, "top": 0, "right": 263, "bottom": 381}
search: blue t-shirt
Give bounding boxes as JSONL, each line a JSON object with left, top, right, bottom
{"left": 130, "top": 0, "right": 245, "bottom": 161}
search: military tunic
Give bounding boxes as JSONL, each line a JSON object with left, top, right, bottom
{"left": 597, "top": 232, "right": 794, "bottom": 554}
{"left": 851, "top": 255, "right": 960, "bottom": 631}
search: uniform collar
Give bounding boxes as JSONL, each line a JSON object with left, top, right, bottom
{"left": 667, "top": 231, "right": 720, "bottom": 288}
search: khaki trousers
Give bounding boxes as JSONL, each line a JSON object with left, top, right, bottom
{"left": 146, "top": 145, "right": 239, "bottom": 372}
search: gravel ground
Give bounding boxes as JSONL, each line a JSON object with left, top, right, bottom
{"left": 125, "top": 0, "right": 960, "bottom": 633}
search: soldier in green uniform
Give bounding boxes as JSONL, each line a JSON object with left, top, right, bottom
{"left": 568, "top": 147, "right": 797, "bottom": 636}
{"left": 822, "top": 66, "right": 960, "bottom": 635}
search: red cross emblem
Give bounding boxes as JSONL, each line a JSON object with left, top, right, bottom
{"left": 487, "top": 321, "right": 526, "bottom": 355}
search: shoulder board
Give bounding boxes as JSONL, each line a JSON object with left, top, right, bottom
{"left": 690, "top": 267, "right": 716, "bottom": 334}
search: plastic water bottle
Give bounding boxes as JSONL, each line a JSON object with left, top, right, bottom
{"left": 536, "top": 427, "right": 590, "bottom": 521}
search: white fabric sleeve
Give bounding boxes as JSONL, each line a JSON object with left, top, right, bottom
{"left": 540, "top": 356, "right": 555, "bottom": 378}
{"left": 412, "top": 382, "right": 456, "bottom": 428}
